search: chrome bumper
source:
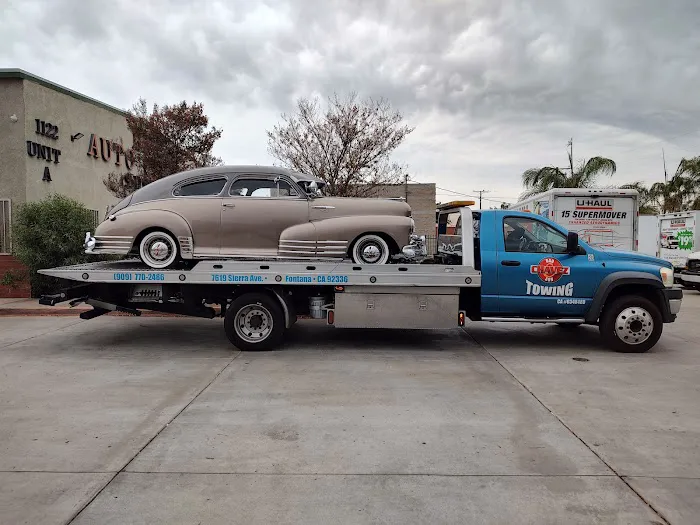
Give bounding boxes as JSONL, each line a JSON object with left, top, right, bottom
{"left": 669, "top": 298, "right": 682, "bottom": 315}
{"left": 680, "top": 271, "right": 700, "bottom": 284}
{"left": 394, "top": 234, "right": 428, "bottom": 261}
{"left": 84, "top": 231, "right": 133, "bottom": 255}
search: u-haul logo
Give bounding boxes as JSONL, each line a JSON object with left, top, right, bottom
{"left": 575, "top": 199, "right": 613, "bottom": 210}
{"left": 530, "top": 258, "right": 570, "bottom": 283}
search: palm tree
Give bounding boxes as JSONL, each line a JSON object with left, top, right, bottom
{"left": 620, "top": 182, "right": 658, "bottom": 215}
{"left": 521, "top": 157, "right": 617, "bottom": 198}
{"left": 620, "top": 156, "right": 700, "bottom": 214}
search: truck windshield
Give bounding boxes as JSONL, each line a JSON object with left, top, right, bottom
{"left": 504, "top": 217, "right": 568, "bottom": 253}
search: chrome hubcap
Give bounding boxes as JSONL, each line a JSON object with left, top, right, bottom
{"left": 615, "top": 307, "right": 654, "bottom": 345}
{"left": 149, "top": 240, "right": 170, "bottom": 261}
{"left": 361, "top": 243, "right": 381, "bottom": 263}
{"left": 234, "top": 305, "right": 273, "bottom": 344}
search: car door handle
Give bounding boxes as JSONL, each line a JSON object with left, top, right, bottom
{"left": 312, "top": 205, "right": 335, "bottom": 209}
{"left": 222, "top": 203, "right": 235, "bottom": 208}
{"left": 501, "top": 260, "right": 521, "bottom": 266}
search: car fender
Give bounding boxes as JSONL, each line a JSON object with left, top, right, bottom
{"left": 584, "top": 271, "right": 666, "bottom": 323}
{"left": 95, "top": 209, "right": 194, "bottom": 256}
{"left": 311, "top": 215, "right": 413, "bottom": 250}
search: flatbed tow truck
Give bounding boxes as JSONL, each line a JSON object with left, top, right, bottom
{"left": 39, "top": 204, "right": 682, "bottom": 353}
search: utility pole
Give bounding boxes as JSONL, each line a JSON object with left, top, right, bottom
{"left": 567, "top": 138, "right": 574, "bottom": 174}
{"left": 474, "top": 189, "right": 490, "bottom": 208}
{"left": 662, "top": 148, "right": 668, "bottom": 184}
{"left": 404, "top": 174, "right": 409, "bottom": 201}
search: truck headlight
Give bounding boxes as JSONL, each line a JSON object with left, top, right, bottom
{"left": 660, "top": 267, "right": 674, "bottom": 287}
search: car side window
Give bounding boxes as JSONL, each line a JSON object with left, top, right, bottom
{"left": 229, "top": 178, "right": 299, "bottom": 198}
{"left": 174, "top": 178, "right": 227, "bottom": 197}
{"left": 503, "top": 217, "right": 568, "bottom": 254}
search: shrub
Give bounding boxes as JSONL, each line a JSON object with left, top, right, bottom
{"left": 12, "top": 194, "right": 97, "bottom": 296}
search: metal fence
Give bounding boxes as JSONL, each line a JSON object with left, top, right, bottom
{"left": 0, "top": 199, "right": 10, "bottom": 254}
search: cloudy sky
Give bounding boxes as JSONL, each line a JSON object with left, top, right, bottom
{"left": 2, "top": 0, "right": 699, "bottom": 205}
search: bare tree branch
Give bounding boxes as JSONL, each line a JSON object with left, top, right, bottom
{"left": 267, "top": 92, "right": 414, "bottom": 197}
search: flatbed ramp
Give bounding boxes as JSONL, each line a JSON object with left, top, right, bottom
{"left": 39, "top": 260, "right": 481, "bottom": 287}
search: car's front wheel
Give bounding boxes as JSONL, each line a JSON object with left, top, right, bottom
{"left": 351, "top": 234, "right": 391, "bottom": 265}
{"left": 138, "top": 230, "right": 179, "bottom": 269}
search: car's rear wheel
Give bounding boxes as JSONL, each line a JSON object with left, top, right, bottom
{"left": 139, "top": 230, "right": 179, "bottom": 269}
{"left": 351, "top": 234, "right": 391, "bottom": 265}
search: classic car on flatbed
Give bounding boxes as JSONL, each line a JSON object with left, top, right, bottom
{"left": 86, "top": 165, "right": 420, "bottom": 269}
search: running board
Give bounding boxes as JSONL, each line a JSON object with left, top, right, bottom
{"left": 481, "top": 317, "right": 585, "bottom": 324}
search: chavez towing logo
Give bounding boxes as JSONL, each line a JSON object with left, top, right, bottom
{"left": 526, "top": 257, "right": 574, "bottom": 296}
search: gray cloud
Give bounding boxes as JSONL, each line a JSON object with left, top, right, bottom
{"left": 2, "top": 0, "right": 699, "bottom": 201}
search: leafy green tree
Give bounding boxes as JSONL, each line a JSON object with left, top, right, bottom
{"left": 12, "top": 194, "right": 97, "bottom": 296}
{"left": 104, "top": 99, "right": 223, "bottom": 198}
{"left": 521, "top": 156, "right": 617, "bottom": 198}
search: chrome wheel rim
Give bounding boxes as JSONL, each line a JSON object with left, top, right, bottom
{"left": 360, "top": 243, "right": 382, "bottom": 263}
{"left": 615, "top": 306, "right": 654, "bottom": 345}
{"left": 149, "top": 241, "right": 170, "bottom": 261}
{"left": 140, "top": 232, "right": 177, "bottom": 268}
{"left": 234, "top": 305, "right": 273, "bottom": 344}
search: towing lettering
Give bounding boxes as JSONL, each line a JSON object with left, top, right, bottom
{"left": 526, "top": 280, "right": 574, "bottom": 296}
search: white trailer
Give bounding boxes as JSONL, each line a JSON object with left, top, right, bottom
{"left": 511, "top": 188, "right": 639, "bottom": 252}
{"left": 658, "top": 211, "right": 700, "bottom": 270}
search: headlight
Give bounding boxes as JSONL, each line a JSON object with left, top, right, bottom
{"left": 660, "top": 267, "right": 674, "bottom": 287}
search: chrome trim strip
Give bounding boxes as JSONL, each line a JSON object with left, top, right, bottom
{"left": 278, "top": 249, "right": 317, "bottom": 255}
{"left": 481, "top": 317, "right": 585, "bottom": 324}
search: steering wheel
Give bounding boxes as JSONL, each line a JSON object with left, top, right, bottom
{"left": 525, "top": 241, "right": 553, "bottom": 253}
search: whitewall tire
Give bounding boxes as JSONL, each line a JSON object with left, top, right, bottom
{"left": 351, "top": 234, "right": 390, "bottom": 265}
{"left": 139, "top": 231, "right": 179, "bottom": 269}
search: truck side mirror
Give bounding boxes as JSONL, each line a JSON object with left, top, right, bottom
{"left": 567, "top": 231, "right": 579, "bottom": 254}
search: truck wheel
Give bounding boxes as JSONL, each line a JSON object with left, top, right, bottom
{"left": 599, "top": 295, "right": 662, "bottom": 353}
{"left": 224, "top": 293, "right": 285, "bottom": 351}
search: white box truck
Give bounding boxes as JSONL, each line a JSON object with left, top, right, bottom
{"left": 511, "top": 188, "right": 639, "bottom": 252}
{"left": 658, "top": 211, "right": 700, "bottom": 270}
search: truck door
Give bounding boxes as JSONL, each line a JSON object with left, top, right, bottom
{"left": 496, "top": 214, "right": 600, "bottom": 317}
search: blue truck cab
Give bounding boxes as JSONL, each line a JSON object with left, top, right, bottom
{"left": 436, "top": 204, "right": 683, "bottom": 353}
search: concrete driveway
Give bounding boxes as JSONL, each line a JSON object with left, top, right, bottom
{"left": 1, "top": 292, "right": 698, "bottom": 524}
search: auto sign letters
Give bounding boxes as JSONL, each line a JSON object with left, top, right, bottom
{"left": 526, "top": 257, "right": 574, "bottom": 296}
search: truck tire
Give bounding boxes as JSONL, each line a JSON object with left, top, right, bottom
{"left": 599, "top": 295, "right": 662, "bottom": 353}
{"left": 224, "top": 293, "right": 285, "bottom": 351}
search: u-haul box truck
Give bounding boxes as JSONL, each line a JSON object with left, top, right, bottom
{"left": 511, "top": 188, "right": 639, "bottom": 252}
{"left": 658, "top": 211, "right": 700, "bottom": 270}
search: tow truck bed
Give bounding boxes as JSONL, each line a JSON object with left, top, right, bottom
{"left": 39, "top": 259, "right": 481, "bottom": 287}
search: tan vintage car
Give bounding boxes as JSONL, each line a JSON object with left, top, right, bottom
{"left": 85, "top": 165, "right": 419, "bottom": 269}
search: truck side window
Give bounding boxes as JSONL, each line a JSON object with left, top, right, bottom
{"left": 503, "top": 217, "right": 568, "bottom": 254}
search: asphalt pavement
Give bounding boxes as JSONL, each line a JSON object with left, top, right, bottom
{"left": 1, "top": 292, "right": 698, "bottom": 524}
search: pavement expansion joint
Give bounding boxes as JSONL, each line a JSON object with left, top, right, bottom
{"left": 460, "top": 328, "right": 674, "bottom": 525}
